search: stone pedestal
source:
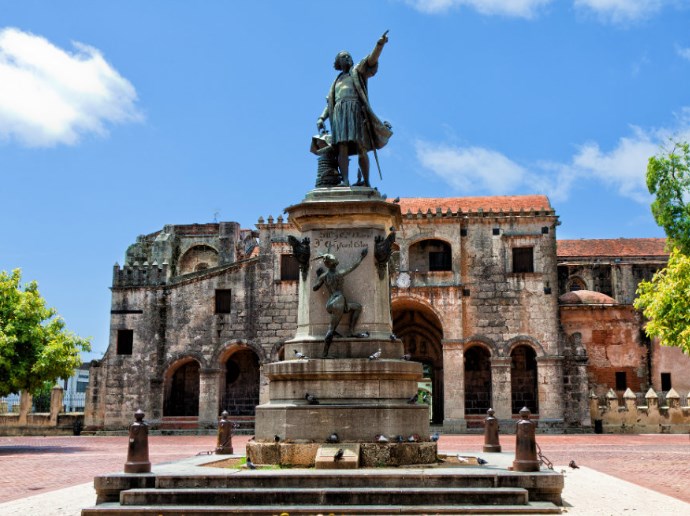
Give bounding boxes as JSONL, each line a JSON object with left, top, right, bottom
{"left": 253, "top": 188, "right": 434, "bottom": 465}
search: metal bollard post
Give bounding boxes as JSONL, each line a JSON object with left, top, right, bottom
{"left": 483, "top": 408, "right": 501, "bottom": 453}
{"left": 124, "top": 409, "right": 151, "bottom": 473}
{"left": 216, "top": 410, "right": 234, "bottom": 454}
{"left": 512, "top": 407, "right": 540, "bottom": 472}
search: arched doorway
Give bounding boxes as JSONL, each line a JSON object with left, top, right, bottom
{"left": 392, "top": 299, "right": 444, "bottom": 424}
{"left": 511, "top": 345, "right": 539, "bottom": 414}
{"left": 464, "top": 345, "right": 492, "bottom": 415}
{"left": 163, "top": 359, "right": 200, "bottom": 416}
{"left": 221, "top": 348, "right": 260, "bottom": 416}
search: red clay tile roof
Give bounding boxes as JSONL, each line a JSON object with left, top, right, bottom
{"left": 395, "top": 195, "right": 552, "bottom": 214}
{"left": 557, "top": 238, "right": 668, "bottom": 258}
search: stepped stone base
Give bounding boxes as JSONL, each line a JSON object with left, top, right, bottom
{"left": 83, "top": 454, "right": 564, "bottom": 515}
{"left": 247, "top": 441, "right": 437, "bottom": 467}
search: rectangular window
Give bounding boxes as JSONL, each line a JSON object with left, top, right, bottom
{"left": 512, "top": 247, "right": 534, "bottom": 273}
{"left": 429, "top": 251, "right": 451, "bottom": 271}
{"left": 215, "top": 289, "right": 232, "bottom": 314}
{"left": 661, "top": 372, "right": 672, "bottom": 391}
{"left": 615, "top": 371, "right": 627, "bottom": 391}
{"left": 280, "top": 254, "right": 300, "bottom": 281}
{"left": 116, "top": 329, "right": 133, "bottom": 355}
{"left": 76, "top": 381, "right": 88, "bottom": 393}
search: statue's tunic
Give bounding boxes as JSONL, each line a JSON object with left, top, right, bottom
{"left": 325, "top": 56, "right": 392, "bottom": 156}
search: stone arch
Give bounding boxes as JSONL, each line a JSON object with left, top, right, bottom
{"left": 268, "top": 341, "right": 289, "bottom": 362}
{"left": 163, "top": 356, "right": 202, "bottom": 417}
{"left": 178, "top": 244, "right": 220, "bottom": 275}
{"left": 510, "top": 343, "right": 539, "bottom": 415}
{"left": 216, "top": 342, "right": 261, "bottom": 417}
{"left": 463, "top": 341, "right": 493, "bottom": 416}
{"left": 504, "top": 335, "right": 546, "bottom": 358}
{"left": 391, "top": 297, "right": 444, "bottom": 424}
{"left": 213, "top": 339, "right": 267, "bottom": 365}
{"left": 460, "top": 335, "right": 499, "bottom": 356}
{"left": 408, "top": 238, "right": 453, "bottom": 272}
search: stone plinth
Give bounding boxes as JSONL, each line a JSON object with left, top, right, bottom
{"left": 285, "top": 187, "right": 402, "bottom": 341}
{"left": 246, "top": 441, "right": 437, "bottom": 468}
{"left": 253, "top": 187, "right": 431, "bottom": 466}
{"left": 255, "top": 354, "right": 428, "bottom": 444}
{"left": 315, "top": 444, "right": 360, "bottom": 469}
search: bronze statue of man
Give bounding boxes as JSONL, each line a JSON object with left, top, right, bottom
{"left": 313, "top": 247, "right": 368, "bottom": 357}
{"left": 316, "top": 31, "right": 393, "bottom": 188}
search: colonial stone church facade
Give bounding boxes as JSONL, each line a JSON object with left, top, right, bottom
{"left": 84, "top": 195, "right": 679, "bottom": 433}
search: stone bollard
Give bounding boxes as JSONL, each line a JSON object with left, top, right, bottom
{"left": 482, "top": 408, "right": 501, "bottom": 453}
{"left": 124, "top": 409, "right": 151, "bottom": 473}
{"left": 512, "top": 407, "right": 540, "bottom": 472}
{"left": 216, "top": 410, "right": 234, "bottom": 455}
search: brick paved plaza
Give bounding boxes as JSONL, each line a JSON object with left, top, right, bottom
{"left": 1, "top": 433, "right": 689, "bottom": 506}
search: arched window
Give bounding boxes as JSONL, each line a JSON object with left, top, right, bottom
{"left": 511, "top": 345, "right": 539, "bottom": 415}
{"left": 163, "top": 359, "right": 200, "bottom": 417}
{"left": 464, "top": 345, "right": 492, "bottom": 415}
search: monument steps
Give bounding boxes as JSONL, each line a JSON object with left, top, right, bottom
{"left": 119, "top": 486, "right": 530, "bottom": 506}
{"left": 83, "top": 467, "right": 563, "bottom": 515}
{"left": 83, "top": 501, "right": 562, "bottom": 514}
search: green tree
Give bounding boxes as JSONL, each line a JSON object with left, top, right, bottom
{"left": 646, "top": 139, "right": 690, "bottom": 254}
{"left": 635, "top": 138, "right": 690, "bottom": 353}
{"left": 634, "top": 249, "right": 690, "bottom": 353}
{"left": 0, "top": 269, "right": 91, "bottom": 396}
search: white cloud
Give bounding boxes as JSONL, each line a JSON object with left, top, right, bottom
{"left": 406, "top": 0, "right": 552, "bottom": 18}
{"left": 415, "top": 113, "right": 690, "bottom": 204}
{"left": 571, "top": 128, "right": 658, "bottom": 203}
{"left": 415, "top": 141, "right": 574, "bottom": 200}
{"left": 573, "top": 0, "right": 663, "bottom": 24}
{"left": 676, "top": 45, "right": 690, "bottom": 61}
{"left": 416, "top": 142, "right": 526, "bottom": 192}
{"left": 0, "top": 27, "right": 142, "bottom": 147}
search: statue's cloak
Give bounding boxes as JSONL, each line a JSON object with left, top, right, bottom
{"left": 326, "top": 56, "right": 392, "bottom": 153}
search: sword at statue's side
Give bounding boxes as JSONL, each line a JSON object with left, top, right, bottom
{"left": 361, "top": 107, "right": 383, "bottom": 181}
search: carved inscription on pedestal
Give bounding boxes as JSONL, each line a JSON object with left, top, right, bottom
{"left": 312, "top": 229, "right": 373, "bottom": 254}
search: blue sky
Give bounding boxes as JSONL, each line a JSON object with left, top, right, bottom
{"left": 1, "top": 0, "right": 689, "bottom": 360}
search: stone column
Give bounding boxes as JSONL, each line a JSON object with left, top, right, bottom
{"left": 490, "top": 357, "right": 512, "bottom": 420}
{"left": 442, "top": 340, "right": 466, "bottom": 432}
{"left": 535, "top": 356, "right": 564, "bottom": 422}
{"left": 612, "top": 264, "right": 635, "bottom": 304}
{"left": 18, "top": 391, "right": 32, "bottom": 425}
{"left": 198, "top": 368, "right": 222, "bottom": 426}
{"left": 572, "top": 351, "right": 591, "bottom": 427}
{"left": 50, "top": 384, "right": 64, "bottom": 425}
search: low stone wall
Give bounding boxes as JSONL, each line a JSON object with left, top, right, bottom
{"left": 0, "top": 413, "right": 84, "bottom": 436}
{"left": 0, "top": 387, "right": 85, "bottom": 436}
{"left": 590, "top": 387, "right": 690, "bottom": 434}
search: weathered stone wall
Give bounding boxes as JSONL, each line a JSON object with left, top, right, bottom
{"left": 89, "top": 201, "right": 670, "bottom": 433}
{"left": 88, "top": 219, "right": 301, "bottom": 431}
{"left": 560, "top": 305, "right": 649, "bottom": 398}
{"left": 650, "top": 339, "right": 690, "bottom": 397}
{"left": 391, "top": 206, "right": 563, "bottom": 430}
